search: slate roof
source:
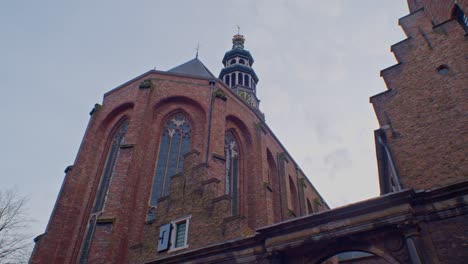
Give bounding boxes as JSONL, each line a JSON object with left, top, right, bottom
{"left": 168, "top": 58, "right": 216, "bottom": 79}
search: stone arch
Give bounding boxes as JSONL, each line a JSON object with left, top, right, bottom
{"left": 152, "top": 96, "right": 206, "bottom": 155}
{"left": 99, "top": 102, "right": 134, "bottom": 132}
{"left": 308, "top": 242, "right": 401, "bottom": 264}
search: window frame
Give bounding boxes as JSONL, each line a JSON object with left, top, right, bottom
{"left": 168, "top": 215, "right": 191, "bottom": 252}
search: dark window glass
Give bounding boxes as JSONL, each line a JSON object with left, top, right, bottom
{"left": 230, "top": 59, "right": 236, "bottom": 65}
{"left": 454, "top": 4, "right": 468, "bottom": 33}
{"left": 150, "top": 113, "right": 191, "bottom": 208}
{"left": 239, "top": 59, "right": 245, "bottom": 64}
{"left": 238, "top": 73, "right": 243, "bottom": 85}
{"left": 244, "top": 75, "right": 249, "bottom": 87}
{"left": 226, "top": 75, "right": 230, "bottom": 86}
{"left": 225, "top": 132, "right": 239, "bottom": 215}
{"left": 231, "top": 73, "right": 236, "bottom": 86}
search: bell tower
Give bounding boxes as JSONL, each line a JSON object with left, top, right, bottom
{"left": 219, "top": 34, "right": 260, "bottom": 108}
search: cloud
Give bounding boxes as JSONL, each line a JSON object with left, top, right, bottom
{"left": 324, "top": 148, "right": 352, "bottom": 179}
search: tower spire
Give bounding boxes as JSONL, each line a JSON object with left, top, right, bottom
{"left": 219, "top": 33, "right": 260, "bottom": 109}
{"left": 195, "top": 42, "right": 200, "bottom": 59}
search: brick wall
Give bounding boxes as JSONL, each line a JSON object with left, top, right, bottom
{"left": 371, "top": 3, "right": 468, "bottom": 191}
{"left": 31, "top": 69, "right": 326, "bottom": 263}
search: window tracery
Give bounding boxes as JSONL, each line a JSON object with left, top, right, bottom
{"left": 150, "top": 113, "right": 191, "bottom": 208}
{"left": 225, "top": 131, "right": 239, "bottom": 215}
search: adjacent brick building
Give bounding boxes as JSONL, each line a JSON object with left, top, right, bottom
{"left": 31, "top": 1, "right": 467, "bottom": 263}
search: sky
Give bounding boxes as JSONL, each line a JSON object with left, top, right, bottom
{"left": 0, "top": 0, "right": 409, "bottom": 245}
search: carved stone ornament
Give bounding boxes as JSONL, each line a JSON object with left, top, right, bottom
{"left": 138, "top": 79, "right": 152, "bottom": 89}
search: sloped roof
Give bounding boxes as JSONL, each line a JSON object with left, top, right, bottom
{"left": 168, "top": 58, "right": 215, "bottom": 79}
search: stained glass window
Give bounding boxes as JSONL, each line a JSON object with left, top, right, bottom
{"left": 79, "top": 119, "right": 129, "bottom": 264}
{"left": 225, "top": 131, "right": 239, "bottom": 215}
{"left": 150, "top": 113, "right": 191, "bottom": 207}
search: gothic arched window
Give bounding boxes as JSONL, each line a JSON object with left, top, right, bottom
{"left": 94, "top": 120, "right": 129, "bottom": 213}
{"left": 238, "top": 73, "right": 243, "bottom": 85}
{"left": 306, "top": 198, "right": 313, "bottom": 215}
{"left": 150, "top": 113, "right": 191, "bottom": 206}
{"left": 225, "top": 131, "right": 239, "bottom": 215}
{"left": 289, "top": 176, "right": 299, "bottom": 216}
{"left": 79, "top": 119, "right": 128, "bottom": 263}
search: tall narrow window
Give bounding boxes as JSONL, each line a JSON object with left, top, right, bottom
{"left": 289, "top": 176, "right": 299, "bottom": 216}
{"left": 79, "top": 119, "right": 129, "bottom": 264}
{"left": 238, "top": 73, "right": 243, "bottom": 85}
{"left": 306, "top": 198, "right": 313, "bottom": 215}
{"left": 225, "top": 131, "right": 239, "bottom": 215}
{"left": 226, "top": 75, "right": 231, "bottom": 87}
{"left": 150, "top": 113, "right": 191, "bottom": 207}
{"left": 244, "top": 74, "right": 249, "bottom": 87}
{"left": 231, "top": 73, "right": 236, "bottom": 86}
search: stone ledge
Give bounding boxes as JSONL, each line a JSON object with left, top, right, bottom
{"left": 130, "top": 244, "right": 143, "bottom": 250}
{"left": 223, "top": 215, "right": 242, "bottom": 224}
{"left": 184, "top": 149, "right": 201, "bottom": 157}
{"left": 211, "top": 153, "right": 226, "bottom": 162}
{"left": 212, "top": 194, "right": 232, "bottom": 204}
{"left": 97, "top": 216, "right": 115, "bottom": 224}
{"left": 192, "top": 162, "right": 209, "bottom": 171}
{"left": 120, "top": 144, "right": 135, "bottom": 149}
{"left": 202, "top": 178, "right": 221, "bottom": 186}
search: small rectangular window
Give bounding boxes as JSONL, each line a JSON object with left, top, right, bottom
{"left": 174, "top": 222, "right": 187, "bottom": 248}
{"left": 169, "top": 216, "right": 190, "bottom": 251}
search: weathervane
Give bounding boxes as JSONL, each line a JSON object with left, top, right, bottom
{"left": 236, "top": 24, "right": 241, "bottom": 35}
{"left": 195, "top": 42, "right": 200, "bottom": 58}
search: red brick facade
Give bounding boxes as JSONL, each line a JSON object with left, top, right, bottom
{"left": 30, "top": 1, "right": 468, "bottom": 263}
{"left": 371, "top": 0, "right": 467, "bottom": 191}
{"left": 30, "top": 62, "right": 327, "bottom": 263}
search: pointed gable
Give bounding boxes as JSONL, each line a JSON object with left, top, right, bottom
{"left": 168, "top": 58, "right": 215, "bottom": 79}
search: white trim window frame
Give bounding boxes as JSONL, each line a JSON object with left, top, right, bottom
{"left": 169, "top": 215, "right": 191, "bottom": 251}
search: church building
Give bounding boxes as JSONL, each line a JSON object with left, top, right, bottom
{"left": 30, "top": 34, "right": 328, "bottom": 263}
{"left": 31, "top": 0, "right": 467, "bottom": 263}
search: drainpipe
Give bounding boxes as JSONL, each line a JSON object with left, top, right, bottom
{"left": 205, "top": 80, "right": 216, "bottom": 163}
